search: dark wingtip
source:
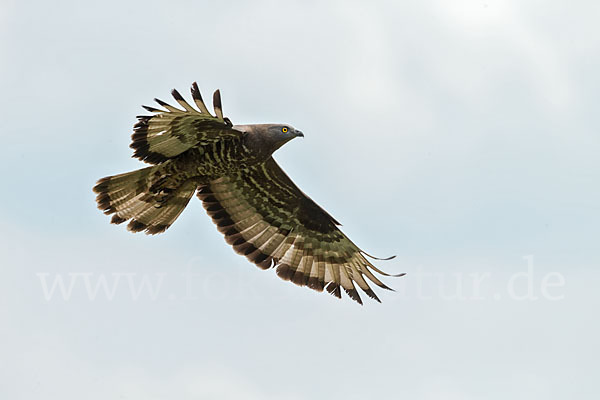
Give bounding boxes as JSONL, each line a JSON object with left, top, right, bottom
{"left": 213, "top": 90, "right": 222, "bottom": 112}
{"left": 146, "top": 224, "right": 169, "bottom": 235}
{"left": 171, "top": 89, "right": 185, "bottom": 102}
{"left": 95, "top": 194, "right": 113, "bottom": 214}
{"left": 93, "top": 177, "right": 110, "bottom": 194}
{"left": 344, "top": 288, "right": 363, "bottom": 305}
{"left": 127, "top": 220, "right": 147, "bottom": 233}
{"left": 191, "top": 82, "right": 202, "bottom": 100}
{"left": 110, "top": 215, "right": 127, "bottom": 225}
{"left": 291, "top": 270, "right": 307, "bottom": 287}
{"left": 325, "top": 282, "right": 342, "bottom": 299}
{"left": 250, "top": 252, "right": 273, "bottom": 270}
{"left": 154, "top": 97, "right": 172, "bottom": 108}
{"left": 276, "top": 264, "right": 293, "bottom": 281}
{"left": 141, "top": 105, "right": 162, "bottom": 113}
{"left": 362, "top": 251, "right": 397, "bottom": 261}
{"left": 363, "top": 288, "right": 382, "bottom": 303}
{"left": 307, "top": 277, "right": 324, "bottom": 292}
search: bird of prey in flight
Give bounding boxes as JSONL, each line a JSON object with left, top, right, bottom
{"left": 93, "top": 83, "right": 403, "bottom": 304}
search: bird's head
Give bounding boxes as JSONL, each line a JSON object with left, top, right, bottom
{"left": 235, "top": 124, "right": 304, "bottom": 158}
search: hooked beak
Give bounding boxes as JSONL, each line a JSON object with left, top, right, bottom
{"left": 295, "top": 130, "right": 304, "bottom": 138}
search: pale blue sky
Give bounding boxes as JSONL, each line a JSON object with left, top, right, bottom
{"left": 1, "top": 0, "right": 599, "bottom": 399}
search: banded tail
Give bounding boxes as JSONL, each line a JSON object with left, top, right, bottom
{"left": 93, "top": 165, "right": 197, "bottom": 234}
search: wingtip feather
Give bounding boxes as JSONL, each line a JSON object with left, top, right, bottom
{"left": 191, "top": 82, "right": 210, "bottom": 114}
{"left": 213, "top": 89, "right": 224, "bottom": 120}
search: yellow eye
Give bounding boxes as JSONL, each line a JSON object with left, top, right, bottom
{"left": 282, "top": 127, "right": 288, "bottom": 133}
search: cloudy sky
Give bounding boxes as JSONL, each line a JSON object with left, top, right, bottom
{"left": 1, "top": 0, "right": 599, "bottom": 398}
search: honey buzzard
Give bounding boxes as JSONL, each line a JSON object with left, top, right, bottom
{"left": 93, "top": 83, "right": 403, "bottom": 304}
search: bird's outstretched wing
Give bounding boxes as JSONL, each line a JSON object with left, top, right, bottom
{"left": 131, "top": 83, "right": 241, "bottom": 164}
{"left": 197, "top": 157, "right": 403, "bottom": 304}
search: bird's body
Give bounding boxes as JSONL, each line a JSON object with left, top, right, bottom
{"left": 94, "top": 83, "right": 403, "bottom": 304}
